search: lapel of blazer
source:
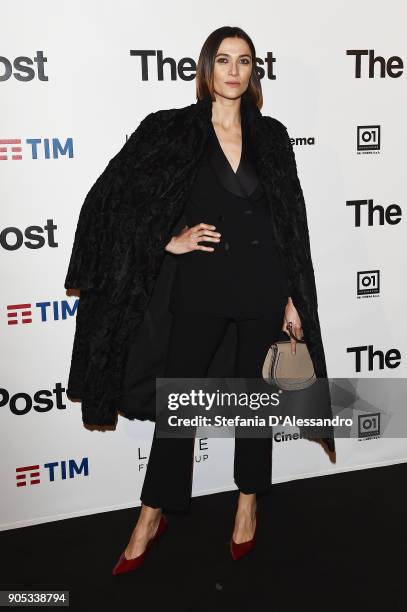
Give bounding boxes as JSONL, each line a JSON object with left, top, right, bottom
{"left": 205, "top": 108, "right": 261, "bottom": 199}
{"left": 187, "top": 93, "right": 289, "bottom": 254}
{"left": 189, "top": 92, "right": 285, "bottom": 188}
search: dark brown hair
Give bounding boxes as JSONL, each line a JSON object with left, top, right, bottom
{"left": 196, "top": 26, "right": 263, "bottom": 109}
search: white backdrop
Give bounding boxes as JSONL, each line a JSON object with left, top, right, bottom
{"left": 1, "top": 0, "right": 406, "bottom": 530}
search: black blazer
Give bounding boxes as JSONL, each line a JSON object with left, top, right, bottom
{"left": 169, "top": 114, "right": 289, "bottom": 316}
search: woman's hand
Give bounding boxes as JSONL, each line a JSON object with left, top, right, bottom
{"left": 282, "top": 296, "right": 304, "bottom": 354}
{"left": 164, "top": 223, "right": 221, "bottom": 255}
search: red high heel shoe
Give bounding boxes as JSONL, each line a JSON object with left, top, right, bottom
{"left": 112, "top": 514, "right": 168, "bottom": 575}
{"left": 230, "top": 511, "right": 257, "bottom": 560}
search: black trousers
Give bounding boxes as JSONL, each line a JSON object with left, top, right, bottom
{"left": 140, "top": 304, "right": 285, "bottom": 512}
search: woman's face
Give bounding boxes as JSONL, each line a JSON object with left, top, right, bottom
{"left": 212, "top": 36, "right": 253, "bottom": 101}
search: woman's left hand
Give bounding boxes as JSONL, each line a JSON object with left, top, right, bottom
{"left": 282, "top": 297, "right": 304, "bottom": 354}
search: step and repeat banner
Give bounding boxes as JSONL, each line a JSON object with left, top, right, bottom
{"left": 1, "top": 1, "right": 406, "bottom": 530}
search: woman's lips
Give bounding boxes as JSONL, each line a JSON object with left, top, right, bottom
{"left": 225, "top": 82, "right": 240, "bottom": 87}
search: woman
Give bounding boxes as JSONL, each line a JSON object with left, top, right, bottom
{"left": 64, "top": 26, "right": 335, "bottom": 575}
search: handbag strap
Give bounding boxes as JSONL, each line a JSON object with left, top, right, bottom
{"left": 286, "top": 321, "right": 305, "bottom": 343}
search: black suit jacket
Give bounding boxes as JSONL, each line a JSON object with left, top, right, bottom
{"left": 169, "top": 113, "right": 289, "bottom": 316}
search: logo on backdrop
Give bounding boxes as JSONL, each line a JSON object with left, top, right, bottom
{"left": 346, "top": 199, "right": 402, "bottom": 227}
{"left": 129, "top": 50, "right": 277, "bottom": 81}
{"left": 136, "top": 437, "right": 209, "bottom": 472}
{"left": 0, "top": 220, "right": 58, "bottom": 250}
{"left": 6, "top": 299, "right": 78, "bottom": 325}
{"left": 0, "top": 51, "right": 48, "bottom": 82}
{"left": 357, "top": 270, "right": 380, "bottom": 298}
{"left": 0, "top": 138, "right": 73, "bottom": 160}
{"left": 124, "top": 131, "right": 315, "bottom": 148}
{"left": 194, "top": 438, "right": 209, "bottom": 464}
{"left": 15, "top": 458, "right": 89, "bottom": 487}
{"left": 289, "top": 135, "right": 315, "bottom": 147}
{"left": 1, "top": 383, "right": 67, "bottom": 415}
{"left": 346, "top": 50, "right": 404, "bottom": 79}
{"left": 346, "top": 346, "right": 401, "bottom": 372}
{"left": 358, "top": 413, "right": 381, "bottom": 441}
{"left": 357, "top": 125, "right": 380, "bottom": 154}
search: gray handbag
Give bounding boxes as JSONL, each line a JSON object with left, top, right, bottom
{"left": 262, "top": 322, "right": 316, "bottom": 390}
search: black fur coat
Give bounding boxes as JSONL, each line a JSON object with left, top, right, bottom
{"left": 64, "top": 91, "right": 335, "bottom": 453}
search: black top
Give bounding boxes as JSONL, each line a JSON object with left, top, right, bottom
{"left": 169, "top": 112, "right": 289, "bottom": 317}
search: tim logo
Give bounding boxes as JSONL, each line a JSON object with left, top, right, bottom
{"left": 357, "top": 126, "right": 380, "bottom": 154}
{"left": 0, "top": 139, "right": 22, "bottom": 160}
{"left": 358, "top": 413, "right": 381, "bottom": 440}
{"left": 0, "top": 138, "right": 74, "bottom": 160}
{"left": 7, "top": 299, "right": 79, "bottom": 325}
{"left": 15, "top": 458, "right": 89, "bottom": 487}
{"left": 357, "top": 270, "right": 380, "bottom": 298}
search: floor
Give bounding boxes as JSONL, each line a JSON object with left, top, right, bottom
{"left": 1, "top": 462, "right": 405, "bottom": 611}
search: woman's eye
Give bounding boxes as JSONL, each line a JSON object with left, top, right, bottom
{"left": 217, "top": 58, "right": 251, "bottom": 64}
